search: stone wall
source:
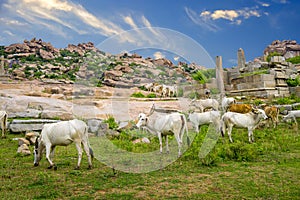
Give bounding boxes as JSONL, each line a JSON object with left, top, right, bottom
{"left": 229, "top": 74, "right": 290, "bottom": 98}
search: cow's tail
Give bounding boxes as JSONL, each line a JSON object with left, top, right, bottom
{"left": 3, "top": 112, "right": 7, "bottom": 134}
{"left": 84, "top": 126, "right": 94, "bottom": 159}
{"left": 180, "top": 114, "right": 190, "bottom": 147}
{"left": 220, "top": 115, "right": 226, "bottom": 137}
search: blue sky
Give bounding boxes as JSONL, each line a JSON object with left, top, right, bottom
{"left": 0, "top": 0, "right": 299, "bottom": 68}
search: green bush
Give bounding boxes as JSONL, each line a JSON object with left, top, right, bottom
{"left": 286, "top": 76, "right": 300, "bottom": 87}
{"left": 146, "top": 93, "right": 156, "bottom": 98}
{"left": 103, "top": 115, "right": 118, "bottom": 130}
{"left": 266, "top": 52, "right": 282, "bottom": 62}
{"left": 275, "top": 97, "right": 292, "bottom": 105}
{"left": 286, "top": 56, "right": 300, "bottom": 64}
{"left": 192, "top": 71, "right": 207, "bottom": 84}
{"left": 131, "top": 92, "right": 146, "bottom": 98}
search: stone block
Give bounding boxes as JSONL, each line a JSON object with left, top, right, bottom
{"left": 9, "top": 119, "right": 60, "bottom": 133}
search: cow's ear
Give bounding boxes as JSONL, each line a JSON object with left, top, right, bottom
{"left": 252, "top": 108, "right": 259, "bottom": 114}
{"left": 145, "top": 117, "right": 148, "bottom": 123}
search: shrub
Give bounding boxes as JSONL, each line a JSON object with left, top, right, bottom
{"left": 192, "top": 71, "right": 207, "bottom": 84}
{"left": 286, "top": 76, "right": 300, "bottom": 87}
{"left": 146, "top": 93, "right": 156, "bottom": 98}
{"left": 131, "top": 92, "right": 145, "bottom": 98}
{"left": 275, "top": 97, "right": 292, "bottom": 105}
{"left": 103, "top": 115, "right": 118, "bottom": 130}
{"left": 266, "top": 52, "right": 282, "bottom": 62}
{"left": 286, "top": 56, "right": 300, "bottom": 64}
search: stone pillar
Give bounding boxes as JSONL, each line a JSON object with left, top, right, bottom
{"left": 237, "top": 48, "right": 246, "bottom": 70}
{"left": 216, "top": 56, "right": 225, "bottom": 98}
{"left": 0, "top": 56, "right": 4, "bottom": 75}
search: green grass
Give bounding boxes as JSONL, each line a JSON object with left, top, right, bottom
{"left": 0, "top": 121, "right": 299, "bottom": 199}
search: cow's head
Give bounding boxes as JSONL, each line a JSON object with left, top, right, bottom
{"left": 253, "top": 108, "right": 268, "bottom": 120}
{"left": 33, "top": 136, "right": 44, "bottom": 167}
{"left": 136, "top": 113, "right": 148, "bottom": 128}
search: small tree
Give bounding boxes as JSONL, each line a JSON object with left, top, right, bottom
{"left": 192, "top": 70, "right": 207, "bottom": 84}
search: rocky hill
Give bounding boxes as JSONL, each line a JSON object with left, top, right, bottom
{"left": 264, "top": 40, "right": 300, "bottom": 59}
{"left": 0, "top": 38, "right": 206, "bottom": 88}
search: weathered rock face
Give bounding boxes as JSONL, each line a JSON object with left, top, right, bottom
{"left": 264, "top": 40, "right": 300, "bottom": 59}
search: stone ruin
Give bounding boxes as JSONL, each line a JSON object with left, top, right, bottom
{"left": 221, "top": 40, "right": 300, "bottom": 98}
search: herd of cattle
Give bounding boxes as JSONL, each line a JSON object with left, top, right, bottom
{"left": 144, "top": 82, "right": 178, "bottom": 98}
{"left": 0, "top": 96, "right": 300, "bottom": 169}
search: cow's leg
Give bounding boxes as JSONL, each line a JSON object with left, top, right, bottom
{"left": 82, "top": 141, "right": 92, "bottom": 169}
{"left": 50, "top": 146, "right": 56, "bottom": 160}
{"left": 165, "top": 136, "right": 169, "bottom": 154}
{"left": 158, "top": 132, "right": 163, "bottom": 154}
{"left": 74, "top": 141, "right": 83, "bottom": 169}
{"left": 293, "top": 116, "right": 298, "bottom": 126}
{"left": 1, "top": 121, "right": 4, "bottom": 138}
{"left": 228, "top": 125, "right": 233, "bottom": 143}
{"left": 45, "top": 144, "right": 55, "bottom": 169}
{"left": 195, "top": 123, "right": 199, "bottom": 133}
{"left": 248, "top": 128, "right": 254, "bottom": 143}
{"left": 173, "top": 131, "right": 182, "bottom": 157}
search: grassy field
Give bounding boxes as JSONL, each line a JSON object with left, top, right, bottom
{"left": 0, "top": 121, "right": 299, "bottom": 199}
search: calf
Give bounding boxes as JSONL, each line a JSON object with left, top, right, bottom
{"left": 189, "top": 98, "right": 219, "bottom": 112}
{"left": 221, "top": 97, "right": 236, "bottom": 112}
{"left": 34, "top": 119, "right": 93, "bottom": 170}
{"left": 282, "top": 110, "right": 300, "bottom": 125}
{"left": 221, "top": 109, "right": 268, "bottom": 143}
{"left": 136, "top": 112, "right": 189, "bottom": 156}
{"left": 264, "top": 106, "right": 279, "bottom": 128}
{"left": 227, "top": 104, "right": 253, "bottom": 113}
{"left": 188, "top": 111, "right": 221, "bottom": 133}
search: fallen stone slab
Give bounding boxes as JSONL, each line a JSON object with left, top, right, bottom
{"left": 9, "top": 119, "right": 60, "bottom": 133}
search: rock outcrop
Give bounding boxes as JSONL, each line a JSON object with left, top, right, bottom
{"left": 264, "top": 40, "right": 300, "bottom": 59}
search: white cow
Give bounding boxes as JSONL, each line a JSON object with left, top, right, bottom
{"left": 34, "top": 119, "right": 93, "bottom": 170}
{"left": 188, "top": 111, "right": 221, "bottom": 133}
{"left": 144, "top": 83, "right": 154, "bottom": 92}
{"left": 221, "top": 109, "right": 268, "bottom": 143}
{"left": 168, "top": 85, "right": 178, "bottom": 97}
{"left": 189, "top": 98, "right": 219, "bottom": 112}
{"left": 282, "top": 110, "right": 300, "bottom": 125}
{"left": 0, "top": 111, "right": 8, "bottom": 138}
{"left": 136, "top": 112, "right": 190, "bottom": 156}
{"left": 221, "top": 97, "right": 236, "bottom": 112}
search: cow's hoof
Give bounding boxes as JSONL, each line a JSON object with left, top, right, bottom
{"left": 87, "top": 165, "right": 92, "bottom": 170}
{"left": 47, "top": 165, "right": 53, "bottom": 169}
{"left": 74, "top": 166, "right": 80, "bottom": 170}
{"left": 34, "top": 163, "right": 39, "bottom": 167}
{"left": 54, "top": 166, "right": 58, "bottom": 170}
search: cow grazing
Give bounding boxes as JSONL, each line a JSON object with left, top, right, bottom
{"left": 188, "top": 111, "right": 221, "bottom": 133}
{"left": 144, "top": 83, "right": 154, "bottom": 92}
{"left": 227, "top": 104, "right": 253, "bottom": 114}
{"left": 136, "top": 112, "right": 189, "bottom": 156}
{"left": 221, "top": 109, "right": 268, "bottom": 143}
{"left": 34, "top": 119, "right": 93, "bottom": 170}
{"left": 189, "top": 99, "right": 219, "bottom": 112}
{"left": 0, "top": 111, "right": 8, "bottom": 138}
{"left": 263, "top": 106, "right": 279, "bottom": 128}
{"left": 221, "top": 97, "right": 236, "bottom": 112}
{"left": 282, "top": 110, "right": 300, "bottom": 125}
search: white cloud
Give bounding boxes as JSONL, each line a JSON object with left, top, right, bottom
{"left": 3, "top": 0, "right": 123, "bottom": 37}
{"left": 124, "top": 15, "right": 138, "bottom": 29}
{"left": 153, "top": 51, "right": 165, "bottom": 59}
{"left": 211, "top": 10, "right": 239, "bottom": 21}
{"left": 185, "top": 7, "right": 220, "bottom": 32}
{"left": 3, "top": 30, "right": 15, "bottom": 36}
{"left": 174, "top": 56, "right": 180, "bottom": 61}
{"left": 197, "top": 7, "right": 262, "bottom": 26}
